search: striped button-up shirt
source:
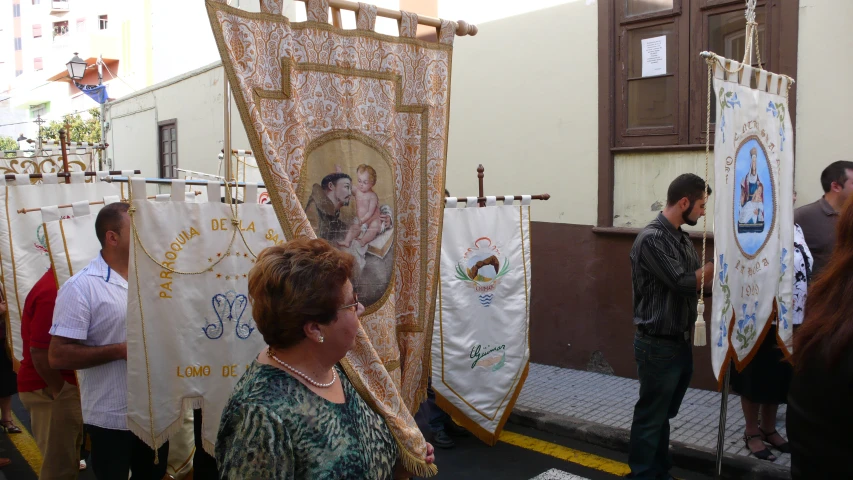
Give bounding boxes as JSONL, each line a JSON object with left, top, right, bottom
{"left": 50, "top": 253, "right": 129, "bottom": 430}
{"left": 630, "top": 213, "right": 701, "bottom": 337}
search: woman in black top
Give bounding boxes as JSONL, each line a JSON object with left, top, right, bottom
{"left": 788, "top": 194, "right": 853, "bottom": 478}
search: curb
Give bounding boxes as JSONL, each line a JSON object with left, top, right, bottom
{"left": 508, "top": 405, "right": 791, "bottom": 480}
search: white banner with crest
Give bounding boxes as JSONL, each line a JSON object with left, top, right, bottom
{"left": 431, "top": 198, "right": 531, "bottom": 445}
{"left": 125, "top": 179, "right": 283, "bottom": 454}
{"left": 43, "top": 195, "right": 124, "bottom": 288}
{"left": 710, "top": 58, "right": 794, "bottom": 381}
{"left": 0, "top": 173, "right": 120, "bottom": 362}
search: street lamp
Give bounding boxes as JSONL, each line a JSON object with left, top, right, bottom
{"left": 66, "top": 52, "right": 106, "bottom": 169}
{"left": 66, "top": 52, "right": 87, "bottom": 80}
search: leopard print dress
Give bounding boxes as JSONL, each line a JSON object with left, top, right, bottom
{"left": 216, "top": 361, "right": 398, "bottom": 480}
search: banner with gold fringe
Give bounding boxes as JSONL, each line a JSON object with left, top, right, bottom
{"left": 206, "top": 0, "right": 462, "bottom": 473}
{"left": 125, "top": 178, "right": 278, "bottom": 455}
{"left": 432, "top": 197, "right": 532, "bottom": 445}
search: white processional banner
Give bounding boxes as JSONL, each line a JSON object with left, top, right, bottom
{"left": 42, "top": 194, "right": 197, "bottom": 478}
{"left": 43, "top": 195, "right": 123, "bottom": 288}
{"left": 431, "top": 198, "right": 531, "bottom": 445}
{"left": 710, "top": 59, "right": 794, "bottom": 382}
{"left": 126, "top": 179, "right": 281, "bottom": 454}
{"left": 0, "top": 172, "right": 121, "bottom": 362}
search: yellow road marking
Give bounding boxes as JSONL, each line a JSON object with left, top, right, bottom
{"left": 9, "top": 411, "right": 42, "bottom": 474}
{"left": 499, "top": 430, "right": 631, "bottom": 476}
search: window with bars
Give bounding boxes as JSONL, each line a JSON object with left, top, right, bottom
{"left": 99, "top": 15, "right": 108, "bottom": 30}
{"left": 30, "top": 103, "right": 48, "bottom": 118}
{"left": 53, "top": 21, "right": 69, "bottom": 38}
{"left": 159, "top": 120, "right": 179, "bottom": 179}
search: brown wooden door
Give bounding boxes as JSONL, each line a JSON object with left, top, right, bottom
{"left": 159, "top": 120, "right": 178, "bottom": 179}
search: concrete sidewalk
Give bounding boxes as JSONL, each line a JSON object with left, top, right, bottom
{"left": 510, "top": 364, "right": 792, "bottom": 479}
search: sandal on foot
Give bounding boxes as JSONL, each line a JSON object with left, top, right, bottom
{"left": 759, "top": 427, "right": 791, "bottom": 454}
{"left": 0, "top": 421, "right": 21, "bottom": 434}
{"left": 744, "top": 433, "right": 776, "bottom": 461}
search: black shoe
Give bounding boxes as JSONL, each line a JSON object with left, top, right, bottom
{"left": 443, "top": 421, "right": 469, "bottom": 437}
{"left": 744, "top": 433, "right": 776, "bottom": 462}
{"left": 432, "top": 430, "right": 455, "bottom": 449}
{"left": 759, "top": 428, "right": 791, "bottom": 454}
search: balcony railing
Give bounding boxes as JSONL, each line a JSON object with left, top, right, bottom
{"left": 52, "top": 25, "right": 69, "bottom": 40}
{"left": 51, "top": 0, "right": 69, "bottom": 12}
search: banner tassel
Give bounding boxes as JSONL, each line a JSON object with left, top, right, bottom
{"left": 694, "top": 302, "right": 707, "bottom": 346}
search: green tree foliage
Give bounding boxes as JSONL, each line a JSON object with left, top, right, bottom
{"left": 0, "top": 135, "right": 19, "bottom": 158}
{"left": 41, "top": 107, "right": 102, "bottom": 144}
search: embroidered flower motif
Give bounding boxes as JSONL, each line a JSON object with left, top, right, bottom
{"left": 717, "top": 321, "right": 728, "bottom": 348}
{"left": 735, "top": 302, "right": 759, "bottom": 350}
{"left": 767, "top": 101, "right": 787, "bottom": 151}
{"left": 726, "top": 92, "right": 741, "bottom": 108}
{"left": 717, "top": 254, "right": 732, "bottom": 348}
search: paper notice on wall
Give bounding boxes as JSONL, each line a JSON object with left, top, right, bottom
{"left": 642, "top": 36, "right": 667, "bottom": 77}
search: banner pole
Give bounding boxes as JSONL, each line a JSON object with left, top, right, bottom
{"left": 715, "top": 364, "right": 731, "bottom": 478}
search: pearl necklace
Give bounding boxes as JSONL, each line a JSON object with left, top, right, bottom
{"left": 267, "top": 350, "right": 337, "bottom": 388}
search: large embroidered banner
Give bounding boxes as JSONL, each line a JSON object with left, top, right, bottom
{"left": 432, "top": 198, "right": 531, "bottom": 445}
{"left": 207, "top": 0, "right": 458, "bottom": 473}
{"left": 710, "top": 58, "right": 794, "bottom": 382}
{"left": 0, "top": 173, "right": 120, "bottom": 363}
{"left": 125, "top": 179, "right": 279, "bottom": 454}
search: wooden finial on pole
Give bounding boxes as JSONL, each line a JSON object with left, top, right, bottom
{"left": 59, "top": 129, "right": 70, "bottom": 184}
{"left": 477, "top": 164, "right": 485, "bottom": 207}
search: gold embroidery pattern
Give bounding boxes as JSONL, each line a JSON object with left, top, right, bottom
{"left": 398, "top": 11, "right": 418, "bottom": 38}
{"left": 259, "top": 0, "right": 283, "bottom": 15}
{"left": 206, "top": 3, "right": 455, "bottom": 475}
{"left": 356, "top": 3, "right": 377, "bottom": 31}
{"left": 306, "top": 0, "right": 329, "bottom": 23}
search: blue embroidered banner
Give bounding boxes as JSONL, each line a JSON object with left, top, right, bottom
{"left": 709, "top": 59, "right": 795, "bottom": 382}
{"left": 73, "top": 80, "right": 108, "bottom": 104}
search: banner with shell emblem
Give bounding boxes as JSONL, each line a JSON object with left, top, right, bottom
{"left": 0, "top": 173, "right": 120, "bottom": 364}
{"left": 432, "top": 197, "right": 531, "bottom": 445}
{"left": 125, "top": 179, "right": 278, "bottom": 454}
{"left": 708, "top": 57, "right": 794, "bottom": 382}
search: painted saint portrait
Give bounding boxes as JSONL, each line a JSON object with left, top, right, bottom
{"left": 738, "top": 147, "right": 765, "bottom": 231}
{"left": 299, "top": 135, "right": 395, "bottom": 311}
{"left": 733, "top": 138, "right": 775, "bottom": 257}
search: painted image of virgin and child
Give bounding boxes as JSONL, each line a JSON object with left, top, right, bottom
{"left": 738, "top": 147, "right": 766, "bottom": 232}
{"left": 304, "top": 163, "right": 394, "bottom": 306}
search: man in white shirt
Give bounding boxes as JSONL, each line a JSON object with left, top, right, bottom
{"left": 49, "top": 202, "right": 169, "bottom": 479}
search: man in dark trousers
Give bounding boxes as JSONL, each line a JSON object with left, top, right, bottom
{"left": 627, "top": 173, "right": 713, "bottom": 480}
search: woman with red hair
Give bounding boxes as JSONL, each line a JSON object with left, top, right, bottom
{"left": 788, "top": 194, "right": 853, "bottom": 478}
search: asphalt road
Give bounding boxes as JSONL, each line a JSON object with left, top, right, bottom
{"left": 412, "top": 408, "right": 712, "bottom": 480}
{"left": 0, "top": 394, "right": 712, "bottom": 480}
